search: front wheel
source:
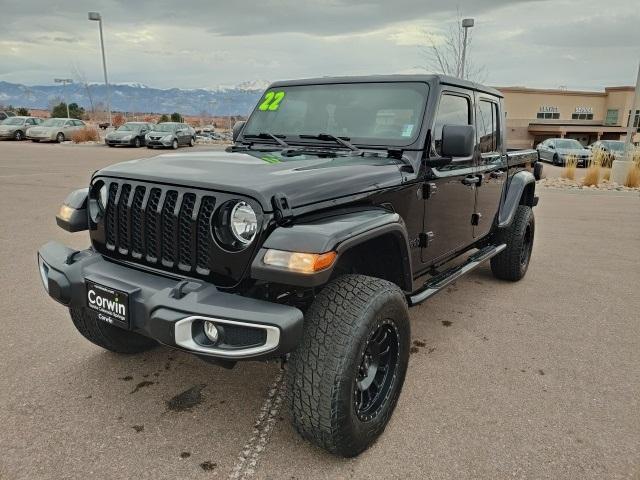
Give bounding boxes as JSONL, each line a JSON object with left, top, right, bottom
{"left": 189, "top": 136, "right": 195, "bottom": 147}
{"left": 288, "top": 274, "right": 410, "bottom": 457}
{"left": 14, "top": 130, "right": 24, "bottom": 141}
{"left": 171, "top": 139, "right": 178, "bottom": 149}
{"left": 552, "top": 154, "right": 559, "bottom": 166}
{"left": 134, "top": 137, "right": 141, "bottom": 148}
{"left": 69, "top": 307, "right": 157, "bottom": 354}
{"left": 56, "top": 132, "right": 65, "bottom": 143}
{"left": 490, "top": 205, "right": 535, "bottom": 281}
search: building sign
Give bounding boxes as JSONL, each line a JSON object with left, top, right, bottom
{"left": 539, "top": 105, "right": 559, "bottom": 113}
{"left": 574, "top": 106, "right": 593, "bottom": 114}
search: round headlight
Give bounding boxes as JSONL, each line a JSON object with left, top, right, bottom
{"left": 230, "top": 201, "right": 257, "bottom": 245}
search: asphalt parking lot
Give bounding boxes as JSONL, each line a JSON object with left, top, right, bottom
{"left": 1, "top": 141, "right": 639, "bottom": 480}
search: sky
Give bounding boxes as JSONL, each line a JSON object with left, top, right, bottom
{"left": 1, "top": 0, "right": 639, "bottom": 91}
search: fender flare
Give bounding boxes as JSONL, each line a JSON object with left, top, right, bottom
{"left": 498, "top": 170, "right": 536, "bottom": 227}
{"left": 251, "top": 208, "right": 413, "bottom": 290}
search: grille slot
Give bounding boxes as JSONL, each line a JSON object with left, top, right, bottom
{"left": 102, "top": 181, "right": 218, "bottom": 274}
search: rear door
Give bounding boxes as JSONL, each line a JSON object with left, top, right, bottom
{"left": 473, "top": 94, "right": 506, "bottom": 239}
{"left": 422, "top": 88, "right": 477, "bottom": 264}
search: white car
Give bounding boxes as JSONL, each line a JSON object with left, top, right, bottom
{"left": 26, "top": 118, "right": 87, "bottom": 143}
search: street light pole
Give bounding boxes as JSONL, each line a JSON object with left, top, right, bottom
{"left": 88, "top": 12, "right": 112, "bottom": 126}
{"left": 460, "top": 18, "right": 475, "bottom": 80}
{"left": 611, "top": 61, "right": 640, "bottom": 184}
{"left": 54, "top": 78, "right": 73, "bottom": 118}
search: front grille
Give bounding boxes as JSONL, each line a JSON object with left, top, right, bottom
{"left": 102, "top": 181, "right": 216, "bottom": 274}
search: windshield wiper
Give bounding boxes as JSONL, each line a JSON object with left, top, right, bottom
{"left": 243, "top": 132, "right": 290, "bottom": 148}
{"left": 299, "top": 133, "right": 362, "bottom": 154}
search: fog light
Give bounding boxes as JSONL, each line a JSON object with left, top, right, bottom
{"left": 38, "top": 255, "right": 49, "bottom": 292}
{"left": 203, "top": 321, "right": 219, "bottom": 343}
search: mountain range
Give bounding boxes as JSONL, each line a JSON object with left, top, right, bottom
{"left": 0, "top": 80, "right": 271, "bottom": 116}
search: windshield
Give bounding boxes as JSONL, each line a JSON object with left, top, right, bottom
{"left": 152, "top": 123, "right": 177, "bottom": 132}
{"left": 117, "top": 123, "right": 140, "bottom": 132}
{"left": 601, "top": 140, "right": 624, "bottom": 152}
{"left": 243, "top": 82, "right": 429, "bottom": 147}
{"left": 556, "top": 139, "right": 583, "bottom": 149}
{"left": 41, "top": 119, "right": 67, "bottom": 127}
{"left": 1, "top": 117, "right": 24, "bottom": 125}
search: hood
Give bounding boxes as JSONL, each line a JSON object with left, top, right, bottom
{"left": 147, "top": 130, "right": 174, "bottom": 136}
{"left": 107, "top": 130, "right": 137, "bottom": 138}
{"left": 96, "top": 150, "right": 403, "bottom": 212}
{"left": 557, "top": 147, "right": 590, "bottom": 156}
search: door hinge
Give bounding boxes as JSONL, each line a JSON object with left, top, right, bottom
{"left": 471, "top": 213, "right": 482, "bottom": 226}
{"left": 272, "top": 193, "right": 294, "bottom": 226}
{"left": 422, "top": 183, "right": 437, "bottom": 199}
{"left": 419, "top": 231, "right": 435, "bottom": 248}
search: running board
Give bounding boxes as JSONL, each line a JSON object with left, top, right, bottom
{"left": 409, "top": 244, "right": 506, "bottom": 306}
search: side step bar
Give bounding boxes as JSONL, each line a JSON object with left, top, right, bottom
{"left": 408, "top": 244, "right": 506, "bottom": 306}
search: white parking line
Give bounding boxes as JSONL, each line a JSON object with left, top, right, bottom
{"left": 229, "top": 369, "right": 286, "bottom": 480}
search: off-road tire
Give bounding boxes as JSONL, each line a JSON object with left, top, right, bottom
{"left": 69, "top": 307, "right": 157, "bottom": 354}
{"left": 490, "top": 205, "right": 535, "bottom": 281}
{"left": 287, "top": 274, "right": 410, "bottom": 457}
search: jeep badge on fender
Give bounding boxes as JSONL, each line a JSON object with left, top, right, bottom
{"left": 38, "top": 74, "right": 540, "bottom": 457}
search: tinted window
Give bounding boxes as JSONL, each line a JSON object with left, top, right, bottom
{"left": 433, "top": 94, "right": 470, "bottom": 155}
{"left": 477, "top": 100, "right": 499, "bottom": 153}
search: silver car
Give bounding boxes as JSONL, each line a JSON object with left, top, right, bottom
{"left": 26, "top": 118, "right": 87, "bottom": 143}
{"left": 589, "top": 140, "right": 625, "bottom": 161}
{"left": 536, "top": 138, "right": 591, "bottom": 166}
{"left": 0, "top": 116, "right": 42, "bottom": 141}
{"left": 145, "top": 122, "right": 196, "bottom": 149}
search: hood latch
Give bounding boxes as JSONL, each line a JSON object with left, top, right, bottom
{"left": 272, "top": 193, "right": 294, "bottom": 226}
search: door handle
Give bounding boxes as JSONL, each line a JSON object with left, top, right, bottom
{"left": 462, "top": 175, "right": 480, "bottom": 186}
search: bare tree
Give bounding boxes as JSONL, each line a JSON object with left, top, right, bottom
{"left": 420, "top": 12, "right": 486, "bottom": 82}
{"left": 71, "top": 64, "right": 95, "bottom": 115}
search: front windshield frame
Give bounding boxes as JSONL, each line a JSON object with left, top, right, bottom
{"left": 556, "top": 139, "right": 584, "bottom": 149}
{"left": 242, "top": 81, "right": 430, "bottom": 149}
{"left": 41, "top": 119, "right": 67, "bottom": 127}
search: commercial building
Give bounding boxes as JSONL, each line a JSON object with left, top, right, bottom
{"left": 497, "top": 85, "right": 639, "bottom": 149}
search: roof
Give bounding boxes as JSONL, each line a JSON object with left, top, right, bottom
{"left": 269, "top": 74, "right": 503, "bottom": 98}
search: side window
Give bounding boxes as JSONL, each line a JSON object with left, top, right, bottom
{"left": 26, "top": 118, "right": 35, "bottom": 125}
{"left": 477, "top": 100, "right": 499, "bottom": 153}
{"left": 76, "top": 120, "right": 85, "bottom": 126}
{"left": 433, "top": 94, "right": 470, "bottom": 156}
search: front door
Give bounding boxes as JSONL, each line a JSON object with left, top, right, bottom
{"left": 422, "top": 90, "right": 477, "bottom": 264}
{"left": 473, "top": 94, "right": 506, "bottom": 239}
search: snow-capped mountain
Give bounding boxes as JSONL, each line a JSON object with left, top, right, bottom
{"left": 0, "top": 80, "right": 269, "bottom": 115}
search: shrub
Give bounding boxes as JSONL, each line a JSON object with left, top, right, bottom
{"left": 583, "top": 149, "right": 604, "bottom": 187}
{"left": 112, "top": 113, "right": 125, "bottom": 128}
{"left": 624, "top": 148, "right": 640, "bottom": 188}
{"left": 561, "top": 154, "right": 578, "bottom": 180}
{"left": 602, "top": 168, "right": 611, "bottom": 182}
{"left": 71, "top": 126, "right": 100, "bottom": 143}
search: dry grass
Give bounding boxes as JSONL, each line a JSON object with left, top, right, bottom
{"left": 583, "top": 149, "right": 605, "bottom": 186}
{"left": 624, "top": 148, "right": 640, "bottom": 188}
{"left": 602, "top": 168, "right": 611, "bottom": 182}
{"left": 561, "top": 154, "right": 578, "bottom": 180}
{"left": 71, "top": 127, "right": 100, "bottom": 143}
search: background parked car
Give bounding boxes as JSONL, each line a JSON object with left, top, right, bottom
{"left": 105, "top": 122, "right": 152, "bottom": 147}
{"left": 26, "top": 118, "right": 86, "bottom": 143}
{"left": 536, "top": 138, "right": 591, "bottom": 166}
{"left": 589, "top": 140, "right": 625, "bottom": 167}
{"left": 145, "top": 122, "right": 196, "bottom": 149}
{"left": 0, "top": 111, "right": 16, "bottom": 121}
{"left": 0, "top": 116, "right": 42, "bottom": 141}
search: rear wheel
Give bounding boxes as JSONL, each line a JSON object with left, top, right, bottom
{"left": 288, "top": 274, "right": 410, "bottom": 457}
{"left": 491, "top": 205, "right": 535, "bottom": 281}
{"left": 56, "top": 132, "right": 65, "bottom": 143}
{"left": 69, "top": 307, "right": 157, "bottom": 354}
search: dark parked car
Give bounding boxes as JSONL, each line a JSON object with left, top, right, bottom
{"left": 145, "top": 122, "right": 195, "bottom": 149}
{"left": 105, "top": 122, "right": 152, "bottom": 147}
{"left": 39, "top": 75, "right": 540, "bottom": 457}
{"left": 536, "top": 138, "right": 591, "bottom": 166}
{"left": 0, "top": 116, "right": 42, "bottom": 140}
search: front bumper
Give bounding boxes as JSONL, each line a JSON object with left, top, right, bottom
{"left": 37, "top": 241, "right": 304, "bottom": 360}
{"left": 105, "top": 138, "right": 135, "bottom": 146}
{"left": 146, "top": 138, "right": 172, "bottom": 147}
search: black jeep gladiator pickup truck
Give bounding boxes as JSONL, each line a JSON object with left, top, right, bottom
{"left": 38, "top": 75, "right": 540, "bottom": 457}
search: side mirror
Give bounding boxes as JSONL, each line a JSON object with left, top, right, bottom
{"left": 549, "top": 144, "right": 555, "bottom": 150}
{"left": 233, "top": 121, "right": 246, "bottom": 142}
{"left": 441, "top": 124, "right": 475, "bottom": 158}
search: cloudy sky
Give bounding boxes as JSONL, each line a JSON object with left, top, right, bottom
{"left": 1, "top": 0, "right": 639, "bottom": 90}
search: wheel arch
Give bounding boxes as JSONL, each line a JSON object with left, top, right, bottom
{"left": 498, "top": 170, "right": 536, "bottom": 228}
